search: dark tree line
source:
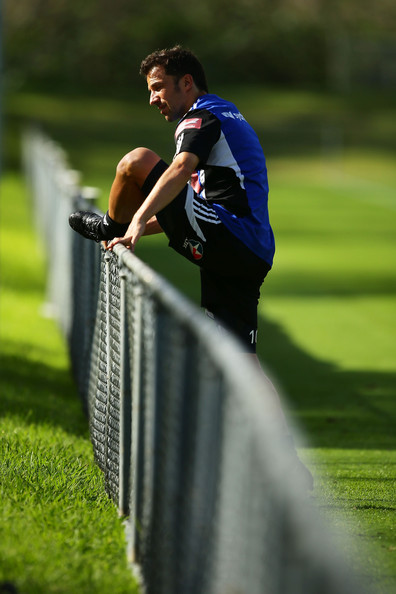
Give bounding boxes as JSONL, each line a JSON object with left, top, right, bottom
{"left": 4, "top": 0, "right": 396, "bottom": 92}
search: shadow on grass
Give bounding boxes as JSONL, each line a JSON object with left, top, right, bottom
{"left": 2, "top": 267, "right": 394, "bottom": 451}
{"left": 257, "top": 315, "right": 396, "bottom": 451}
{"left": 0, "top": 351, "right": 89, "bottom": 438}
{"left": 5, "top": 87, "right": 396, "bottom": 175}
{"left": 137, "top": 238, "right": 396, "bottom": 452}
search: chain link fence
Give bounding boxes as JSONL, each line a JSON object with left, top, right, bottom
{"left": 23, "top": 127, "right": 367, "bottom": 594}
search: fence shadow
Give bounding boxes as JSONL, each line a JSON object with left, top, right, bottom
{"left": 0, "top": 350, "right": 89, "bottom": 438}
{"left": 257, "top": 314, "right": 396, "bottom": 450}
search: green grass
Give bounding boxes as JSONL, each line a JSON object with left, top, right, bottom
{"left": 3, "top": 86, "right": 396, "bottom": 592}
{"left": 258, "top": 152, "right": 396, "bottom": 592}
{"left": 0, "top": 174, "right": 138, "bottom": 593}
{"left": 305, "top": 449, "right": 396, "bottom": 593}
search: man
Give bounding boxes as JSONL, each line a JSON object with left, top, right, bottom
{"left": 70, "top": 45, "right": 274, "bottom": 356}
{"left": 69, "top": 46, "right": 312, "bottom": 488}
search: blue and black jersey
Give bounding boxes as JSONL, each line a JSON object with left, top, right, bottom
{"left": 174, "top": 94, "right": 275, "bottom": 267}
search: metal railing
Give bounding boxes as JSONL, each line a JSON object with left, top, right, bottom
{"left": 23, "top": 127, "right": 365, "bottom": 594}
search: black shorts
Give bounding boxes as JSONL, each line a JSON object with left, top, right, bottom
{"left": 141, "top": 160, "right": 271, "bottom": 353}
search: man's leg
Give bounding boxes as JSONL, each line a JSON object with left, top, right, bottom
{"left": 69, "top": 148, "right": 163, "bottom": 241}
{"left": 201, "top": 269, "right": 314, "bottom": 490}
{"left": 107, "top": 148, "right": 162, "bottom": 223}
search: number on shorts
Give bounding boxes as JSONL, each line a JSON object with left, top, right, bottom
{"left": 249, "top": 330, "right": 258, "bottom": 344}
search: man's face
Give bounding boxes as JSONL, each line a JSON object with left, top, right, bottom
{"left": 147, "top": 66, "right": 189, "bottom": 122}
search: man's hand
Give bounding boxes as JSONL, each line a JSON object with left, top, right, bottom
{"left": 106, "top": 215, "right": 146, "bottom": 252}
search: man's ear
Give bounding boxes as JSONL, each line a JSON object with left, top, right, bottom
{"left": 183, "top": 73, "right": 194, "bottom": 90}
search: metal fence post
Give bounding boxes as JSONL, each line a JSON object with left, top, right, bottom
{"left": 118, "top": 264, "right": 131, "bottom": 517}
{"left": 128, "top": 283, "right": 144, "bottom": 564}
{"left": 104, "top": 249, "right": 112, "bottom": 483}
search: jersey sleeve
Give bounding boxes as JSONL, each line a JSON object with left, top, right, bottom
{"left": 174, "top": 109, "right": 221, "bottom": 166}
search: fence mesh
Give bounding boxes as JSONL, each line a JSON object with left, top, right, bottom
{"left": 23, "top": 127, "right": 368, "bottom": 594}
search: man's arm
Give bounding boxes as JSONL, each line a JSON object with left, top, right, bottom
{"left": 107, "top": 151, "right": 199, "bottom": 251}
{"left": 143, "top": 216, "right": 163, "bottom": 235}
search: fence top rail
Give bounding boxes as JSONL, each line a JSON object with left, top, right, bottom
{"left": 114, "top": 243, "right": 353, "bottom": 576}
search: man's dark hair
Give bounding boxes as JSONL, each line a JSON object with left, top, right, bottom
{"left": 140, "top": 45, "right": 209, "bottom": 93}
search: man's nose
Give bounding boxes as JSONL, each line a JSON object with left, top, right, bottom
{"left": 149, "top": 91, "right": 158, "bottom": 106}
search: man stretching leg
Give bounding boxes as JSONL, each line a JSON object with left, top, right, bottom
{"left": 69, "top": 45, "right": 313, "bottom": 489}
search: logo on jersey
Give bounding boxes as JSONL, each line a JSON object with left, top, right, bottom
{"left": 186, "top": 239, "right": 203, "bottom": 260}
{"left": 175, "top": 117, "right": 202, "bottom": 137}
{"left": 221, "top": 111, "right": 247, "bottom": 122}
{"left": 175, "top": 131, "right": 184, "bottom": 156}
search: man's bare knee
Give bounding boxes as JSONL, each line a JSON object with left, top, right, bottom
{"left": 116, "top": 148, "right": 161, "bottom": 186}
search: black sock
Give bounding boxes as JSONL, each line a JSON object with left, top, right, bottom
{"left": 100, "top": 211, "right": 129, "bottom": 240}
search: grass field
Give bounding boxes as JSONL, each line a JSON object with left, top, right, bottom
{"left": 258, "top": 153, "right": 396, "bottom": 592}
{"left": 0, "top": 173, "right": 139, "bottom": 593}
{"left": 2, "top": 86, "right": 396, "bottom": 592}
